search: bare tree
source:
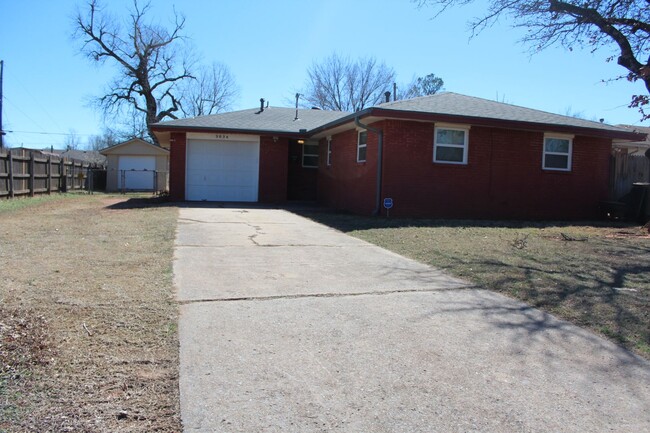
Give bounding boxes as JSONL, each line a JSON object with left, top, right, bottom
{"left": 402, "top": 73, "right": 444, "bottom": 99}
{"left": 303, "top": 54, "right": 396, "bottom": 111}
{"left": 181, "top": 62, "right": 239, "bottom": 117}
{"left": 415, "top": 0, "right": 650, "bottom": 119}
{"left": 87, "top": 128, "right": 119, "bottom": 151}
{"left": 74, "top": 0, "right": 193, "bottom": 143}
{"left": 64, "top": 129, "right": 82, "bottom": 150}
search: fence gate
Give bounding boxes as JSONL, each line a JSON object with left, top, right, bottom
{"left": 610, "top": 152, "right": 650, "bottom": 200}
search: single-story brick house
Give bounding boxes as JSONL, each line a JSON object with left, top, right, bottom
{"left": 151, "top": 92, "right": 645, "bottom": 219}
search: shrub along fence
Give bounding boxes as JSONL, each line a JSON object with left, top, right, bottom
{"left": 0, "top": 148, "right": 105, "bottom": 198}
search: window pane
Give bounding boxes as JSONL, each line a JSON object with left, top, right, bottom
{"left": 304, "top": 143, "right": 319, "bottom": 155}
{"left": 327, "top": 141, "right": 332, "bottom": 165}
{"left": 359, "top": 131, "right": 367, "bottom": 145}
{"left": 544, "top": 154, "right": 568, "bottom": 169}
{"left": 437, "top": 129, "right": 465, "bottom": 145}
{"left": 303, "top": 155, "right": 319, "bottom": 167}
{"left": 358, "top": 146, "right": 367, "bottom": 161}
{"left": 436, "top": 146, "right": 464, "bottom": 162}
{"left": 545, "top": 138, "right": 569, "bottom": 153}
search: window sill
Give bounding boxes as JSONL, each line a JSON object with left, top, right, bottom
{"left": 432, "top": 161, "right": 468, "bottom": 167}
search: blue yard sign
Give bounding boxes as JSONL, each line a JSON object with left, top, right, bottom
{"left": 383, "top": 197, "right": 393, "bottom": 209}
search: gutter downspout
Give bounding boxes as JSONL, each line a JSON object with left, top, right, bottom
{"left": 355, "top": 116, "right": 383, "bottom": 216}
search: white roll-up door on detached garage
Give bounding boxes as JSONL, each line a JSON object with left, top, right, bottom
{"left": 118, "top": 156, "right": 156, "bottom": 190}
{"left": 186, "top": 139, "right": 260, "bottom": 202}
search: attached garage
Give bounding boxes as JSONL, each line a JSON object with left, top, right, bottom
{"left": 100, "top": 138, "right": 170, "bottom": 192}
{"left": 186, "top": 136, "right": 260, "bottom": 202}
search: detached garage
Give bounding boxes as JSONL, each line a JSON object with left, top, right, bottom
{"left": 100, "top": 138, "right": 170, "bottom": 192}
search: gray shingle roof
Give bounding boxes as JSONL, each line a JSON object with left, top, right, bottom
{"left": 153, "top": 93, "right": 642, "bottom": 140}
{"left": 375, "top": 92, "right": 628, "bottom": 133}
{"left": 154, "top": 107, "right": 350, "bottom": 133}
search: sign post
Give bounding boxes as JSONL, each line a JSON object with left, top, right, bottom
{"left": 383, "top": 197, "right": 393, "bottom": 217}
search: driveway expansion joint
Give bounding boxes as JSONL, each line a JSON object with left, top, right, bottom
{"left": 177, "top": 286, "right": 478, "bottom": 305}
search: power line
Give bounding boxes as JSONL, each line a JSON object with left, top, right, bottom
{"left": 4, "top": 129, "right": 97, "bottom": 136}
{"left": 6, "top": 68, "right": 65, "bottom": 132}
{"left": 3, "top": 95, "right": 49, "bottom": 133}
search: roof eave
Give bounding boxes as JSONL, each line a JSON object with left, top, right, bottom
{"left": 364, "top": 108, "right": 645, "bottom": 141}
{"left": 307, "top": 108, "right": 373, "bottom": 136}
{"left": 150, "top": 124, "right": 313, "bottom": 139}
{"left": 99, "top": 138, "right": 166, "bottom": 155}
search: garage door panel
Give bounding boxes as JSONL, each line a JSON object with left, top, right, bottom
{"left": 118, "top": 156, "right": 156, "bottom": 190}
{"left": 186, "top": 140, "right": 259, "bottom": 202}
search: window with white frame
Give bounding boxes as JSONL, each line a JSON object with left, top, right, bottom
{"left": 434, "top": 126, "right": 469, "bottom": 164}
{"left": 357, "top": 131, "right": 367, "bottom": 162}
{"left": 302, "top": 141, "right": 319, "bottom": 168}
{"left": 326, "top": 137, "right": 332, "bottom": 166}
{"left": 543, "top": 135, "right": 572, "bottom": 171}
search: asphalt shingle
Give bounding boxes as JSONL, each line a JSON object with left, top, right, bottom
{"left": 376, "top": 92, "right": 628, "bottom": 132}
{"left": 154, "top": 93, "right": 641, "bottom": 139}
{"left": 156, "top": 107, "right": 350, "bottom": 133}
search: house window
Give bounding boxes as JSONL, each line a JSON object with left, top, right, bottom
{"left": 357, "top": 131, "right": 367, "bottom": 162}
{"left": 326, "top": 137, "right": 332, "bottom": 166}
{"left": 434, "top": 126, "right": 468, "bottom": 164}
{"left": 302, "top": 141, "right": 319, "bottom": 168}
{"left": 543, "top": 135, "right": 572, "bottom": 171}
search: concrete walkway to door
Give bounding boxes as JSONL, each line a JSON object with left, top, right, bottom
{"left": 174, "top": 207, "right": 650, "bottom": 433}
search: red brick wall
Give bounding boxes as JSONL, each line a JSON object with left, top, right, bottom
{"left": 319, "top": 119, "right": 612, "bottom": 219}
{"left": 259, "top": 136, "right": 288, "bottom": 203}
{"left": 169, "top": 132, "right": 186, "bottom": 201}
{"left": 318, "top": 126, "right": 378, "bottom": 214}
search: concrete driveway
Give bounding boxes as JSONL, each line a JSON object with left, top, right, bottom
{"left": 174, "top": 207, "right": 650, "bottom": 433}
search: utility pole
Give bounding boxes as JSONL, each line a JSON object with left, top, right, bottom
{"left": 0, "top": 60, "right": 4, "bottom": 149}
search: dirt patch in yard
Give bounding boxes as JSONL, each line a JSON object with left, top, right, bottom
{"left": 298, "top": 212, "right": 650, "bottom": 359}
{"left": 0, "top": 193, "right": 180, "bottom": 432}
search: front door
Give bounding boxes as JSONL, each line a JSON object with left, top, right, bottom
{"left": 287, "top": 139, "right": 318, "bottom": 201}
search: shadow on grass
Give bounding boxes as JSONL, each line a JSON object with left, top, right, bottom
{"left": 428, "top": 249, "right": 650, "bottom": 357}
{"left": 421, "top": 290, "right": 650, "bottom": 386}
{"left": 293, "top": 209, "right": 637, "bottom": 232}
{"left": 104, "top": 195, "right": 177, "bottom": 210}
{"left": 294, "top": 209, "right": 650, "bottom": 359}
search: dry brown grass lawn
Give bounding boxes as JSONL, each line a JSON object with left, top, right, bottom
{"left": 0, "top": 193, "right": 180, "bottom": 432}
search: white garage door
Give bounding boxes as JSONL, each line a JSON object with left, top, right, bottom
{"left": 186, "top": 139, "right": 260, "bottom": 202}
{"left": 118, "top": 156, "right": 156, "bottom": 190}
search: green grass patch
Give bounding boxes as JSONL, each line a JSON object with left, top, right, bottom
{"left": 0, "top": 193, "right": 80, "bottom": 213}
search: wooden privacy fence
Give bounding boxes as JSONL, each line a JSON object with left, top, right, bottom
{"left": 610, "top": 152, "right": 650, "bottom": 200}
{"left": 0, "top": 149, "right": 103, "bottom": 198}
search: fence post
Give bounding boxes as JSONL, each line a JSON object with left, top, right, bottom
{"left": 47, "top": 156, "right": 52, "bottom": 194}
{"left": 29, "top": 152, "right": 35, "bottom": 197}
{"left": 60, "top": 159, "right": 66, "bottom": 192}
{"left": 87, "top": 166, "right": 93, "bottom": 194}
{"left": 8, "top": 151, "right": 14, "bottom": 198}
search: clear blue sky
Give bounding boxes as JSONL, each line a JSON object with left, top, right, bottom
{"left": 0, "top": 0, "right": 646, "bottom": 149}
